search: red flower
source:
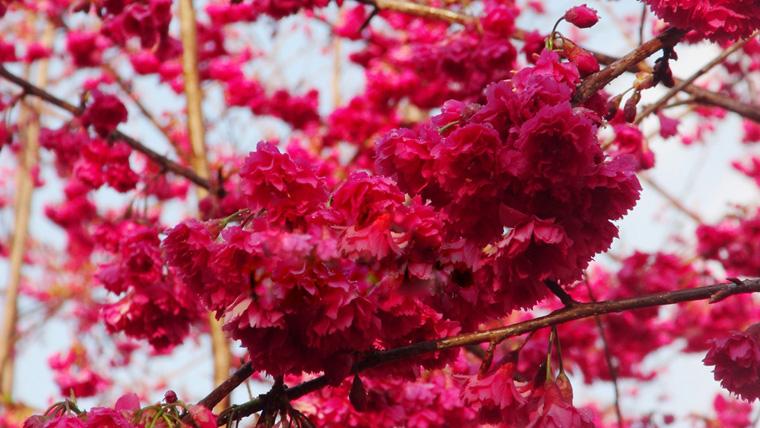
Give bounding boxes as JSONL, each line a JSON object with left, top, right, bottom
{"left": 463, "top": 363, "right": 529, "bottom": 425}
{"left": 564, "top": 5, "right": 599, "bottom": 28}
{"left": 239, "top": 142, "right": 327, "bottom": 226}
{"left": 645, "top": 0, "right": 760, "bottom": 43}
{"left": 704, "top": 325, "right": 760, "bottom": 401}
{"left": 81, "top": 92, "right": 128, "bottom": 137}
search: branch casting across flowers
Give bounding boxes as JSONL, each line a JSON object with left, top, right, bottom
{"left": 212, "top": 278, "right": 760, "bottom": 426}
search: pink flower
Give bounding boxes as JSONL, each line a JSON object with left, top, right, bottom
{"left": 713, "top": 394, "right": 753, "bottom": 427}
{"left": 704, "top": 325, "right": 760, "bottom": 401}
{"left": 564, "top": 5, "right": 599, "bottom": 28}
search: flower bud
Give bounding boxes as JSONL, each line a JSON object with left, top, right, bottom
{"left": 564, "top": 5, "right": 599, "bottom": 28}
{"left": 164, "top": 390, "right": 177, "bottom": 403}
{"left": 349, "top": 374, "right": 368, "bottom": 412}
{"left": 555, "top": 371, "right": 574, "bottom": 402}
{"left": 633, "top": 72, "right": 654, "bottom": 90}
{"left": 623, "top": 91, "right": 641, "bottom": 123}
{"left": 564, "top": 45, "right": 599, "bottom": 77}
{"left": 606, "top": 93, "right": 625, "bottom": 120}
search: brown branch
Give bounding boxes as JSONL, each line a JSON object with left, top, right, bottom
{"left": 544, "top": 279, "right": 578, "bottom": 307}
{"left": 0, "top": 65, "right": 212, "bottom": 191}
{"left": 586, "top": 43, "right": 760, "bottom": 123}
{"left": 197, "top": 361, "right": 254, "bottom": 410}
{"left": 356, "top": 0, "right": 475, "bottom": 26}
{"left": 635, "top": 33, "right": 756, "bottom": 124}
{"left": 573, "top": 27, "right": 686, "bottom": 104}
{"left": 217, "top": 278, "right": 760, "bottom": 426}
{"left": 102, "top": 63, "right": 183, "bottom": 158}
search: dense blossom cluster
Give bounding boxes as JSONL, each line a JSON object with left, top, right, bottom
{"left": 697, "top": 209, "right": 760, "bottom": 277}
{"left": 378, "top": 50, "right": 640, "bottom": 319}
{"left": 644, "top": 0, "right": 760, "bottom": 43}
{"left": 160, "top": 52, "right": 640, "bottom": 383}
{"left": 0, "top": 0, "right": 759, "bottom": 426}
{"left": 21, "top": 393, "right": 216, "bottom": 428}
{"left": 95, "top": 221, "right": 203, "bottom": 350}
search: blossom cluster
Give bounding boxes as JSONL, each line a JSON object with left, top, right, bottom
{"left": 644, "top": 0, "right": 760, "bottom": 43}
{"left": 160, "top": 51, "right": 640, "bottom": 385}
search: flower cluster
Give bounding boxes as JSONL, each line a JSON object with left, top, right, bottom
{"left": 704, "top": 324, "right": 760, "bottom": 401}
{"left": 378, "top": 50, "right": 640, "bottom": 321}
{"left": 22, "top": 392, "right": 216, "bottom": 428}
{"left": 95, "top": 221, "right": 203, "bottom": 351}
{"left": 48, "top": 345, "right": 109, "bottom": 398}
{"left": 80, "top": 92, "right": 128, "bottom": 138}
{"left": 697, "top": 209, "right": 760, "bottom": 276}
{"left": 644, "top": 0, "right": 760, "bottom": 43}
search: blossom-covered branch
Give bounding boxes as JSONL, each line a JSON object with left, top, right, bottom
{"left": 0, "top": 65, "right": 212, "bottom": 192}
{"left": 216, "top": 278, "right": 760, "bottom": 426}
{"left": 358, "top": 0, "right": 760, "bottom": 123}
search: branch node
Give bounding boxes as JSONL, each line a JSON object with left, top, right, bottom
{"left": 544, "top": 280, "right": 579, "bottom": 307}
{"left": 709, "top": 278, "right": 746, "bottom": 303}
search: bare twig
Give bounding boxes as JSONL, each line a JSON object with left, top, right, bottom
{"left": 635, "top": 33, "right": 756, "bottom": 124}
{"left": 639, "top": 173, "right": 703, "bottom": 223}
{"left": 583, "top": 280, "right": 623, "bottom": 428}
{"left": 638, "top": 4, "right": 647, "bottom": 47}
{"left": 196, "top": 361, "right": 254, "bottom": 410}
{"left": 216, "top": 278, "right": 760, "bottom": 426}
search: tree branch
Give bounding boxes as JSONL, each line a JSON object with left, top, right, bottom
{"left": 635, "top": 33, "right": 756, "bottom": 124}
{"left": 573, "top": 27, "right": 686, "bottom": 104}
{"left": 216, "top": 278, "right": 760, "bottom": 426}
{"left": 348, "top": 0, "right": 758, "bottom": 123}
{"left": 356, "top": 0, "right": 475, "bottom": 26}
{"left": 0, "top": 65, "right": 213, "bottom": 192}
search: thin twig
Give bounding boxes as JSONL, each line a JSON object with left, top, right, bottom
{"left": 356, "top": 0, "right": 475, "bottom": 26}
{"left": 638, "top": 4, "right": 647, "bottom": 47}
{"left": 635, "top": 33, "right": 756, "bottom": 124}
{"left": 583, "top": 280, "right": 623, "bottom": 428}
{"left": 639, "top": 173, "right": 703, "bottom": 223}
{"left": 102, "top": 63, "right": 183, "bottom": 157}
{"left": 216, "top": 278, "right": 760, "bottom": 426}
